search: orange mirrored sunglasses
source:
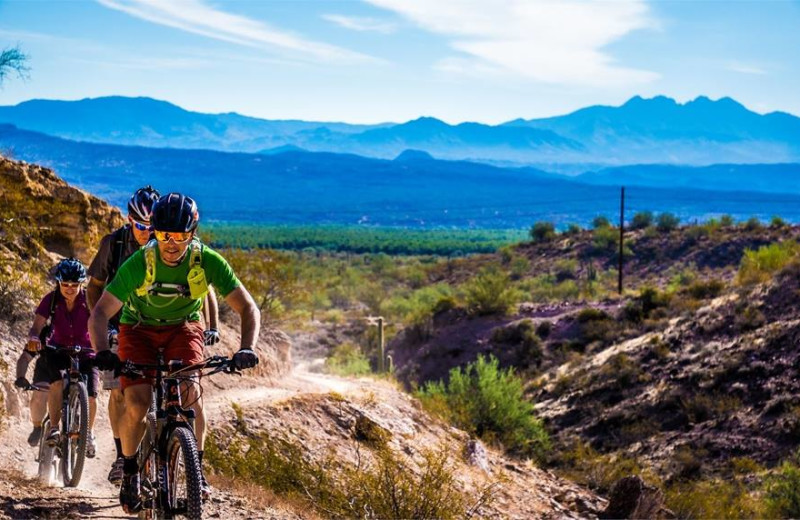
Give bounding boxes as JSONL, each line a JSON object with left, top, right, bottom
{"left": 154, "top": 230, "right": 193, "bottom": 243}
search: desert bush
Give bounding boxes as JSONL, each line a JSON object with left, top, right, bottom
{"left": 555, "top": 440, "right": 654, "bottom": 494}
{"left": 418, "top": 355, "right": 550, "bottom": 458}
{"left": 491, "top": 320, "right": 543, "bottom": 367}
{"left": 764, "top": 453, "right": 800, "bottom": 519}
{"left": 205, "top": 418, "right": 492, "bottom": 519}
{"left": 737, "top": 241, "right": 800, "bottom": 285}
{"left": 509, "top": 255, "right": 531, "bottom": 280}
{"left": 684, "top": 279, "right": 725, "bottom": 300}
{"left": 528, "top": 275, "right": 580, "bottom": 303}
{"left": 530, "top": 221, "right": 556, "bottom": 243}
{"left": 720, "top": 214, "right": 735, "bottom": 227}
{"left": 630, "top": 211, "right": 654, "bottom": 230}
{"left": 592, "top": 215, "right": 611, "bottom": 229}
{"left": 592, "top": 225, "right": 619, "bottom": 253}
{"left": 656, "top": 212, "right": 680, "bottom": 232}
{"left": 462, "top": 267, "right": 519, "bottom": 316}
{"left": 553, "top": 258, "right": 578, "bottom": 281}
{"left": 326, "top": 342, "right": 371, "bottom": 376}
{"left": 536, "top": 320, "right": 552, "bottom": 339}
{"left": 744, "top": 217, "right": 762, "bottom": 231}
{"left": 665, "top": 478, "right": 763, "bottom": 520}
{"left": 564, "top": 223, "right": 582, "bottom": 236}
{"left": 574, "top": 307, "right": 618, "bottom": 347}
{"left": 771, "top": 216, "right": 787, "bottom": 229}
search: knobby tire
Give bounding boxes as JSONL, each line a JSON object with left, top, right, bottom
{"left": 62, "top": 381, "right": 89, "bottom": 487}
{"left": 167, "top": 426, "right": 203, "bottom": 520}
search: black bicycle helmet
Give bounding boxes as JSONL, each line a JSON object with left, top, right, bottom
{"left": 54, "top": 258, "right": 87, "bottom": 282}
{"left": 128, "top": 185, "right": 160, "bottom": 223}
{"left": 150, "top": 193, "right": 199, "bottom": 232}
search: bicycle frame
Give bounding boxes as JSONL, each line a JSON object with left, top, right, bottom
{"left": 51, "top": 345, "right": 90, "bottom": 488}
{"left": 139, "top": 352, "right": 198, "bottom": 517}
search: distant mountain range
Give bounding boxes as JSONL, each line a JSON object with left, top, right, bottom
{"left": 3, "top": 123, "right": 800, "bottom": 228}
{"left": 2, "top": 95, "right": 799, "bottom": 167}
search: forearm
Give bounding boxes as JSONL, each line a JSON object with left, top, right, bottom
{"left": 239, "top": 304, "right": 260, "bottom": 350}
{"left": 86, "top": 279, "right": 105, "bottom": 309}
{"left": 89, "top": 310, "right": 111, "bottom": 352}
{"left": 16, "top": 352, "right": 33, "bottom": 379}
{"left": 206, "top": 288, "right": 219, "bottom": 330}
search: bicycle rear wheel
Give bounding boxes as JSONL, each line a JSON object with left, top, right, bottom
{"left": 37, "top": 416, "right": 57, "bottom": 486}
{"left": 166, "top": 426, "right": 202, "bottom": 519}
{"left": 61, "top": 381, "right": 89, "bottom": 487}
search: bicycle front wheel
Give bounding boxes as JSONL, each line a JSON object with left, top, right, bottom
{"left": 166, "top": 426, "right": 203, "bottom": 520}
{"left": 37, "top": 416, "right": 57, "bottom": 486}
{"left": 61, "top": 381, "right": 89, "bottom": 487}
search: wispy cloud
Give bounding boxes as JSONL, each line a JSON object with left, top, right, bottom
{"left": 727, "top": 61, "right": 767, "bottom": 75}
{"left": 322, "top": 14, "right": 397, "bottom": 34}
{"left": 366, "top": 0, "right": 659, "bottom": 86}
{"left": 96, "top": 0, "right": 377, "bottom": 64}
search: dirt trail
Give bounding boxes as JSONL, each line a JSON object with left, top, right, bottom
{"left": 0, "top": 363, "right": 355, "bottom": 520}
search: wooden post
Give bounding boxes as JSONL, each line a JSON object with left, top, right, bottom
{"left": 378, "top": 317, "right": 385, "bottom": 373}
{"left": 618, "top": 186, "right": 625, "bottom": 295}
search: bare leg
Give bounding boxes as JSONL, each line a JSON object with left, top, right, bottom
{"left": 30, "top": 390, "right": 48, "bottom": 426}
{"left": 108, "top": 388, "right": 125, "bottom": 438}
{"left": 48, "top": 381, "right": 63, "bottom": 427}
{"left": 181, "top": 377, "right": 205, "bottom": 449}
{"left": 89, "top": 396, "right": 97, "bottom": 431}
{"left": 120, "top": 385, "right": 150, "bottom": 457}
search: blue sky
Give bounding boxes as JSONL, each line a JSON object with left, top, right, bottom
{"left": 0, "top": 0, "right": 798, "bottom": 124}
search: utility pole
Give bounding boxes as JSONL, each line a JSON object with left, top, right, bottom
{"left": 618, "top": 186, "right": 625, "bottom": 295}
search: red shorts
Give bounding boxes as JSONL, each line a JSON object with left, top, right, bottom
{"left": 118, "top": 321, "right": 204, "bottom": 390}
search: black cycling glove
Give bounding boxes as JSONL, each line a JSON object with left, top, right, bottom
{"left": 232, "top": 349, "right": 258, "bottom": 370}
{"left": 95, "top": 350, "right": 120, "bottom": 371}
{"left": 14, "top": 377, "right": 29, "bottom": 389}
{"left": 203, "top": 329, "right": 221, "bottom": 346}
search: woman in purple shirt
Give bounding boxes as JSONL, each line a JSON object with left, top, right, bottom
{"left": 24, "top": 258, "right": 99, "bottom": 458}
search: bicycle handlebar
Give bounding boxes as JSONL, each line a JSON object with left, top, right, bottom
{"left": 117, "top": 356, "right": 241, "bottom": 379}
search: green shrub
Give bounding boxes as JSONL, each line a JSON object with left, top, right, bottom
{"left": 418, "top": 355, "right": 550, "bottom": 458}
{"left": 462, "top": 267, "right": 519, "bottom": 316}
{"left": 684, "top": 279, "right": 725, "bottom": 300}
{"left": 666, "top": 479, "right": 763, "bottom": 520}
{"left": 564, "top": 223, "right": 582, "bottom": 236}
{"left": 656, "top": 212, "right": 680, "bottom": 232}
{"left": 530, "top": 221, "right": 556, "bottom": 243}
{"left": 592, "top": 225, "right": 619, "bottom": 253}
{"left": 737, "top": 241, "right": 800, "bottom": 285}
{"left": 206, "top": 418, "right": 493, "bottom": 519}
{"left": 593, "top": 215, "right": 611, "bottom": 229}
{"left": 575, "top": 308, "right": 617, "bottom": 346}
{"left": 765, "top": 454, "right": 800, "bottom": 519}
{"left": 720, "top": 214, "right": 735, "bottom": 227}
{"left": 744, "top": 217, "right": 762, "bottom": 231}
{"left": 326, "top": 342, "right": 372, "bottom": 376}
{"left": 630, "top": 211, "right": 653, "bottom": 230}
{"left": 491, "top": 320, "right": 543, "bottom": 367}
{"left": 555, "top": 441, "right": 653, "bottom": 494}
{"left": 771, "top": 216, "right": 787, "bottom": 229}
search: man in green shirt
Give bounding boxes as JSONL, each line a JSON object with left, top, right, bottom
{"left": 89, "top": 193, "right": 260, "bottom": 514}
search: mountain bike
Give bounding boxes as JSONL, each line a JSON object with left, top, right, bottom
{"left": 42, "top": 344, "right": 91, "bottom": 488}
{"left": 118, "top": 354, "right": 240, "bottom": 520}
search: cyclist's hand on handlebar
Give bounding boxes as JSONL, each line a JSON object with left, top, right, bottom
{"left": 14, "top": 377, "right": 30, "bottom": 389}
{"left": 203, "top": 328, "right": 220, "bottom": 346}
{"left": 232, "top": 348, "right": 258, "bottom": 370}
{"left": 26, "top": 337, "right": 42, "bottom": 353}
{"left": 95, "top": 350, "right": 120, "bottom": 371}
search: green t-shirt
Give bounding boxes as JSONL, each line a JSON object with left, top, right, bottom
{"left": 106, "top": 240, "right": 240, "bottom": 326}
